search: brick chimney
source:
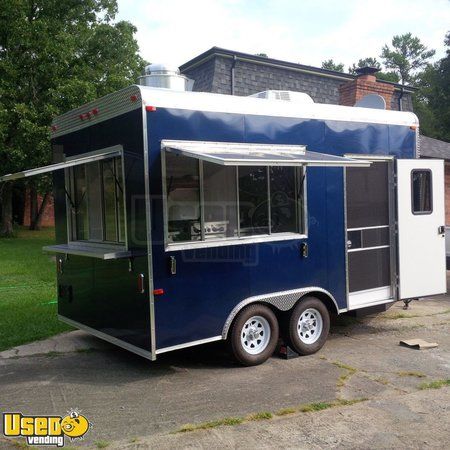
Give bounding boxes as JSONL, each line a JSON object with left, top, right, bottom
{"left": 339, "top": 66, "right": 395, "bottom": 110}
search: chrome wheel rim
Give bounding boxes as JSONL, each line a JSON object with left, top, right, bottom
{"left": 297, "top": 308, "right": 323, "bottom": 344}
{"left": 241, "top": 315, "right": 271, "bottom": 355}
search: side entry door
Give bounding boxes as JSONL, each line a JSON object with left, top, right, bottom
{"left": 397, "top": 159, "right": 446, "bottom": 299}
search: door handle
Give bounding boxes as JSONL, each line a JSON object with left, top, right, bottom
{"left": 137, "top": 273, "right": 145, "bottom": 294}
{"left": 301, "top": 242, "right": 308, "bottom": 258}
{"left": 169, "top": 256, "right": 177, "bottom": 275}
{"left": 57, "top": 257, "right": 64, "bottom": 274}
{"left": 438, "top": 226, "right": 445, "bottom": 236}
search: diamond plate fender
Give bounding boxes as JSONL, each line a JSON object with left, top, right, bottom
{"left": 221, "top": 286, "right": 339, "bottom": 339}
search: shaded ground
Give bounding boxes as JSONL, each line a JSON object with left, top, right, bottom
{"left": 0, "top": 292, "right": 449, "bottom": 449}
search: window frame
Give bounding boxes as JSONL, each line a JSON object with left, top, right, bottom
{"left": 411, "top": 169, "right": 433, "bottom": 216}
{"left": 64, "top": 147, "right": 128, "bottom": 249}
{"left": 162, "top": 148, "right": 308, "bottom": 251}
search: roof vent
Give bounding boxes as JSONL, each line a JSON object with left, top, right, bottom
{"left": 138, "top": 63, "right": 194, "bottom": 91}
{"left": 248, "top": 90, "right": 314, "bottom": 103}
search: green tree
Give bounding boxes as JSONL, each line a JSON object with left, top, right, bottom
{"left": 349, "top": 57, "right": 382, "bottom": 73}
{"left": 321, "top": 59, "right": 344, "bottom": 72}
{"left": 348, "top": 57, "right": 399, "bottom": 82}
{"left": 414, "top": 32, "right": 450, "bottom": 140}
{"left": 375, "top": 71, "right": 400, "bottom": 83}
{"left": 0, "top": 0, "right": 146, "bottom": 236}
{"left": 380, "top": 33, "right": 435, "bottom": 84}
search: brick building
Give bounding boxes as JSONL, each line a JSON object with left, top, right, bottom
{"left": 179, "top": 47, "right": 414, "bottom": 111}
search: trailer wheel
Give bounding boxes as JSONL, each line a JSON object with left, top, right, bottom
{"left": 287, "top": 296, "right": 330, "bottom": 355}
{"left": 229, "top": 304, "right": 279, "bottom": 366}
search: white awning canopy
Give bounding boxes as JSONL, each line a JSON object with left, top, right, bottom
{"left": 0, "top": 146, "right": 122, "bottom": 182}
{"left": 161, "top": 140, "right": 370, "bottom": 167}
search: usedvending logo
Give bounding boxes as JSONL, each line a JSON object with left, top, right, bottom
{"left": 3, "top": 409, "right": 92, "bottom": 447}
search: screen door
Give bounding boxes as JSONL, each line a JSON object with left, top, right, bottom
{"left": 346, "top": 160, "right": 394, "bottom": 308}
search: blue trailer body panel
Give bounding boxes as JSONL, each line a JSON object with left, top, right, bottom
{"left": 52, "top": 110, "right": 152, "bottom": 352}
{"left": 147, "top": 108, "right": 415, "bottom": 350}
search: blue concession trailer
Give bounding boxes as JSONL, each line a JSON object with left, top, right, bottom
{"left": 1, "top": 85, "right": 446, "bottom": 365}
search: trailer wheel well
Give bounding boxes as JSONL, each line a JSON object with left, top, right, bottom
{"left": 295, "top": 291, "right": 339, "bottom": 316}
{"left": 221, "top": 287, "right": 339, "bottom": 339}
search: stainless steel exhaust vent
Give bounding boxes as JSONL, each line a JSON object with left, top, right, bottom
{"left": 138, "top": 63, "right": 194, "bottom": 91}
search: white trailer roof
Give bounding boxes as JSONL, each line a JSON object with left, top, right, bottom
{"left": 51, "top": 85, "right": 419, "bottom": 139}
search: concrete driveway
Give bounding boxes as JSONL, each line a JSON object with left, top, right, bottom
{"left": 0, "top": 293, "right": 449, "bottom": 449}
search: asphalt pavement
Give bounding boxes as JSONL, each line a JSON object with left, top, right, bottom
{"left": 0, "top": 291, "right": 449, "bottom": 449}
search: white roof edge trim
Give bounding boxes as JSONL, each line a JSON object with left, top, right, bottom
{"left": 0, "top": 146, "right": 122, "bottom": 182}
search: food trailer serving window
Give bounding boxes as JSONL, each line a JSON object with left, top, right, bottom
{"left": 68, "top": 157, "right": 125, "bottom": 244}
{"left": 161, "top": 140, "right": 369, "bottom": 248}
{"left": 0, "top": 145, "right": 134, "bottom": 259}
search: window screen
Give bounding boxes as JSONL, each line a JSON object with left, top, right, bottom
{"left": 73, "top": 165, "right": 88, "bottom": 241}
{"left": 69, "top": 156, "right": 125, "bottom": 244}
{"left": 239, "top": 166, "right": 269, "bottom": 236}
{"left": 411, "top": 170, "right": 432, "bottom": 214}
{"left": 203, "top": 162, "right": 238, "bottom": 239}
{"left": 164, "top": 150, "right": 306, "bottom": 245}
{"left": 270, "top": 166, "right": 299, "bottom": 233}
{"left": 166, "top": 152, "right": 200, "bottom": 242}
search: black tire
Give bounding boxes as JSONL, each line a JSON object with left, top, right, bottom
{"left": 287, "top": 296, "right": 330, "bottom": 355}
{"left": 229, "top": 304, "right": 279, "bottom": 366}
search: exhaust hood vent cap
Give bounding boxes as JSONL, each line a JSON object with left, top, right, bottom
{"left": 138, "top": 63, "right": 194, "bottom": 91}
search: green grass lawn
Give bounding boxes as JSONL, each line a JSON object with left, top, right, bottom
{"left": 0, "top": 227, "right": 71, "bottom": 351}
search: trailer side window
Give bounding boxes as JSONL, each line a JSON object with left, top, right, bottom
{"left": 164, "top": 150, "right": 305, "bottom": 245}
{"left": 411, "top": 170, "right": 432, "bottom": 214}
{"left": 69, "top": 157, "right": 125, "bottom": 244}
{"left": 270, "top": 166, "right": 299, "bottom": 233}
{"left": 239, "top": 166, "right": 269, "bottom": 236}
{"left": 73, "top": 165, "right": 89, "bottom": 241}
{"left": 203, "top": 162, "right": 238, "bottom": 238}
{"left": 166, "top": 152, "right": 201, "bottom": 242}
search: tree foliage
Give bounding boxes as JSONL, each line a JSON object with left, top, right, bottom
{"left": 0, "top": 0, "right": 146, "bottom": 235}
{"left": 349, "top": 57, "right": 382, "bottom": 73}
{"left": 321, "top": 59, "right": 344, "bottom": 72}
{"left": 348, "top": 57, "right": 400, "bottom": 82}
{"left": 414, "top": 32, "right": 450, "bottom": 141}
{"left": 380, "top": 32, "right": 435, "bottom": 84}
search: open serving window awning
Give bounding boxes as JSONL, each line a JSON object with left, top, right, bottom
{"left": 161, "top": 140, "right": 370, "bottom": 167}
{"left": 0, "top": 146, "right": 122, "bottom": 182}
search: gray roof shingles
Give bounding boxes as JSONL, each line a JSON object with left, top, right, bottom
{"left": 420, "top": 135, "right": 450, "bottom": 160}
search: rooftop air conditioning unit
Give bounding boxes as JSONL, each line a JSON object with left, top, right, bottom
{"left": 248, "top": 90, "right": 314, "bottom": 103}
